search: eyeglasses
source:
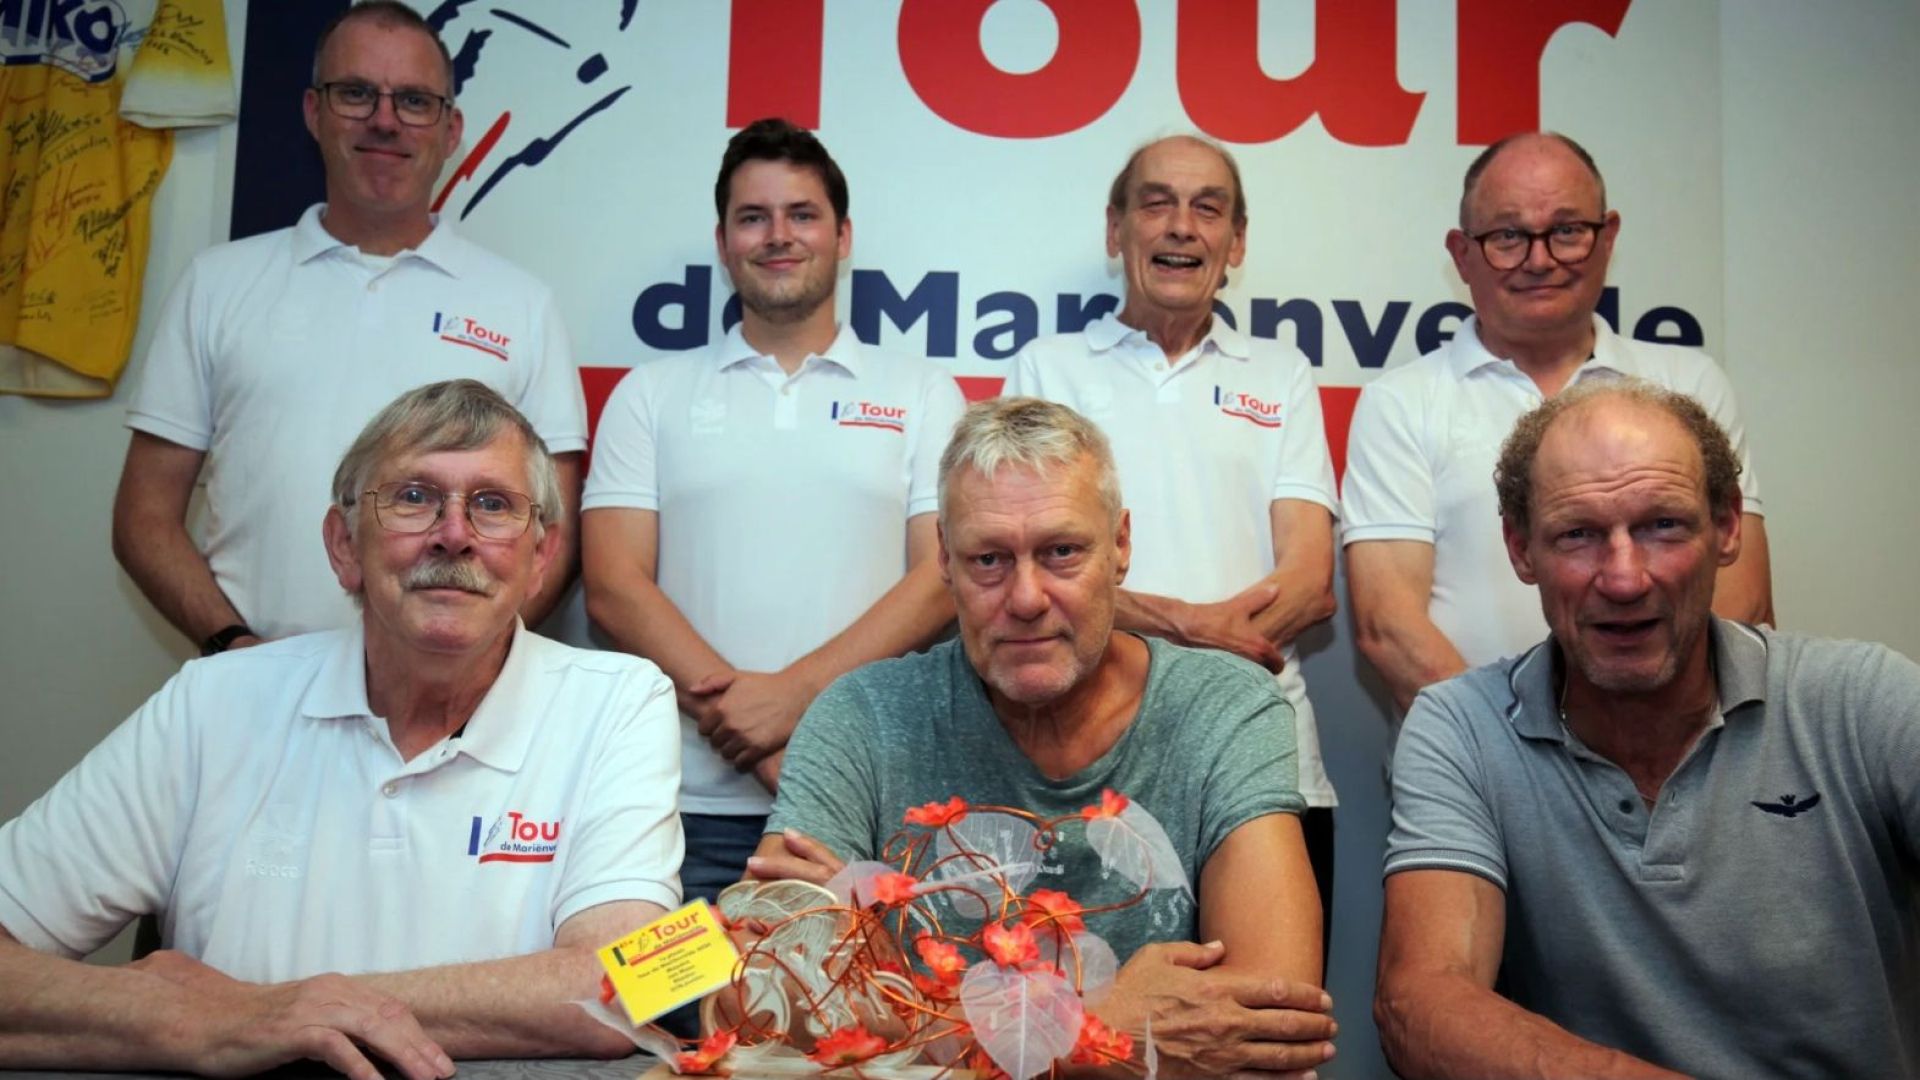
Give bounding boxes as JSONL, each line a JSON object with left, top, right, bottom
{"left": 314, "top": 81, "right": 451, "bottom": 127}
{"left": 1467, "top": 221, "right": 1608, "bottom": 271}
{"left": 357, "top": 482, "right": 538, "bottom": 540}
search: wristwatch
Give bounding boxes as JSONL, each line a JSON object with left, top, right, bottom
{"left": 201, "top": 623, "right": 256, "bottom": 656}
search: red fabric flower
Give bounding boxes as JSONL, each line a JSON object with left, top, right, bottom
{"left": 808, "top": 1024, "right": 889, "bottom": 1067}
{"left": 1021, "top": 888, "right": 1087, "bottom": 934}
{"left": 915, "top": 935, "right": 968, "bottom": 985}
{"left": 869, "top": 871, "right": 920, "bottom": 907}
{"left": 904, "top": 796, "right": 970, "bottom": 827}
{"left": 675, "top": 1030, "right": 738, "bottom": 1074}
{"left": 1080, "top": 788, "right": 1130, "bottom": 821}
{"left": 981, "top": 920, "right": 1041, "bottom": 968}
{"left": 1070, "top": 1015, "right": 1135, "bottom": 1065}
{"left": 912, "top": 971, "right": 956, "bottom": 1000}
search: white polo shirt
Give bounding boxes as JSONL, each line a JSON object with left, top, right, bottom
{"left": 1006, "top": 314, "right": 1339, "bottom": 807}
{"left": 583, "top": 323, "right": 966, "bottom": 816}
{"left": 0, "top": 623, "right": 682, "bottom": 983}
{"left": 1341, "top": 314, "right": 1764, "bottom": 667}
{"left": 126, "top": 204, "right": 588, "bottom": 640}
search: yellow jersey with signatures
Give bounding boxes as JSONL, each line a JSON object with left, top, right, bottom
{"left": 0, "top": 0, "right": 234, "bottom": 398}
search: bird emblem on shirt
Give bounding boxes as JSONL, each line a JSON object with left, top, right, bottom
{"left": 1751, "top": 792, "right": 1821, "bottom": 817}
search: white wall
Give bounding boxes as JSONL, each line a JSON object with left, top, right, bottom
{"left": 0, "top": 5, "right": 1914, "bottom": 1077}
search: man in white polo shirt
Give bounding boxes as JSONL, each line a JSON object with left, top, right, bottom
{"left": 1344, "top": 131, "right": 1772, "bottom": 714}
{"left": 582, "top": 119, "right": 964, "bottom": 911}
{"left": 114, "top": 1, "right": 586, "bottom": 654}
{"left": 0, "top": 380, "right": 681, "bottom": 1074}
{"left": 1004, "top": 134, "right": 1340, "bottom": 929}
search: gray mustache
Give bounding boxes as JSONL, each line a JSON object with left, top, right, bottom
{"left": 403, "top": 557, "right": 496, "bottom": 596}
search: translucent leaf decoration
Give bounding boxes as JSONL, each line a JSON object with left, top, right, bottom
{"left": 1037, "top": 931, "right": 1119, "bottom": 1006}
{"left": 825, "top": 860, "right": 910, "bottom": 907}
{"left": 959, "top": 962, "right": 1085, "bottom": 1080}
{"left": 1084, "top": 800, "right": 1192, "bottom": 897}
{"left": 931, "top": 811, "right": 1040, "bottom": 918}
{"left": 1144, "top": 1013, "right": 1160, "bottom": 1080}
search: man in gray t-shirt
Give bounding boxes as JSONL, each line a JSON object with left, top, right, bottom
{"left": 1377, "top": 378, "right": 1920, "bottom": 1080}
{"left": 747, "top": 397, "right": 1336, "bottom": 1079}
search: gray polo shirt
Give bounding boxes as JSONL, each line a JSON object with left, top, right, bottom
{"left": 1387, "top": 618, "right": 1920, "bottom": 1080}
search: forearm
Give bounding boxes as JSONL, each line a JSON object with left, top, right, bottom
{"left": 112, "top": 514, "right": 247, "bottom": 644}
{"left": 1114, "top": 588, "right": 1189, "bottom": 640}
{"left": 0, "top": 943, "right": 194, "bottom": 1070}
{"left": 1355, "top": 612, "right": 1467, "bottom": 713}
{"left": 1251, "top": 566, "right": 1336, "bottom": 650}
{"left": 585, "top": 577, "right": 731, "bottom": 709}
{"left": 787, "top": 557, "right": 953, "bottom": 696}
{"left": 358, "top": 947, "right": 630, "bottom": 1060}
{"left": 1376, "top": 972, "right": 1684, "bottom": 1080}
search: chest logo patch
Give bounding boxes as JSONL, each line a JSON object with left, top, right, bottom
{"left": 433, "top": 313, "right": 512, "bottom": 361}
{"left": 1214, "top": 386, "right": 1282, "bottom": 428}
{"left": 831, "top": 400, "right": 906, "bottom": 433}
{"left": 468, "top": 811, "right": 562, "bottom": 863}
{"left": 1751, "top": 792, "right": 1821, "bottom": 818}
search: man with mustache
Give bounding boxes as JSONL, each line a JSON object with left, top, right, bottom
{"left": 582, "top": 118, "right": 965, "bottom": 912}
{"left": 114, "top": 0, "right": 587, "bottom": 656}
{"left": 1005, "top": 134, "right": 1340, "bottom": 923}
{"left": 749, "top": 397, "right": 1337, "bottom": 1079}
{"left": 0, "top": 381, "right": 682, "bottom": 1075}
{"left": 1343, "top": 132, "right": 1772, "bottom": 715}
{"left": 1375, "top": 380, "right": 1920, "bottom": 1079}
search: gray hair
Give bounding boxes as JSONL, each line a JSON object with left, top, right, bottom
{"left": 1108, "top": 134, "right": 1248, "bottom": 231}
{"left": 1494, "top": 377, "right": 1742, "bottom": 531}
{"left": 1459, "top": 131, "right": 1606, "bottom": 230}
{"left": 332, "top": 379, "right": 560, "bottom": 537}
{"left": 311, "top": 0, "right": 456, "bottom": 97}
{"left": 937, "top": 397, "right": 1122, "bottom": 528}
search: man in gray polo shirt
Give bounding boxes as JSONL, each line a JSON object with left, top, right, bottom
{"left": 1375, "top": 379, "right": 1920, "bottom": 1080}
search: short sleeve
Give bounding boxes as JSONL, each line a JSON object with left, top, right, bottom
{"left": 765, "top": 675, "right": 885, "bottom": 863}
{"left": 550, "top": 663, "right": 684, "bottom": 926}
{"left": 1270, "top": 354, "right": 1338, "bottom": 512}
{"left": 1847, "top": 645, "right": 1920, "bottom": 863}
{"left": 907, "top": 368, "right": 967, "bottom": 518}
{"left": 0, "top": 672, "right": 200, "bottom": 956}
{"left": 1191, "top": 662, "right": 1308, "bottom": 865}
{"left": 1383, "top": 688, "right": 1508, "bottom": 889}
{"left": 124, "top": 257, "right": 215, "bottom": 450}
{"left": 580, "top": 365, "right": 660, "bottom": 511}
{"left": 1677, "top": 356, "right": 1763, "bottom": 515}
{"left": 514, "top": 289, "right": 588, "bottom": 455}
{"left": 1340, "top": 378, "right": 1438, "bottom": 544}
{"left": 1001, "top": 342, "right": 1038, "bottom": 398}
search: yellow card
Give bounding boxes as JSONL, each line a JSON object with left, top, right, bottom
{"left": 597, "top": 899, "right": 740, "bottom": 1026}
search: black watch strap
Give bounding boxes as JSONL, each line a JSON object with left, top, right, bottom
{"left": 201, "top": 623, "right": 255, "bottom": 656}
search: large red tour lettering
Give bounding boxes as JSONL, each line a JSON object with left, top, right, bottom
{"left": 897, "top": 0, "right": 1139, "bottom": 138}
{"left": 727, "top": 0, "right": 825, "bottom": 129}
{"left": 1456, "top": 0, "right": 1634, "bottom": 143}
{"left": 1177, "top": 0, "right": 1422, "bottom": 146}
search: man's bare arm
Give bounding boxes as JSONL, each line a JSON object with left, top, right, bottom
{"left": 0, "top": 927, "right": 450, "bottom": 1080}
{"left": 111, "top": 432, "right": 258, "bottom": 647}
{"left": 581, "top": 507, "right": 733, "bottom": 715}
{"left": 1347, "top": 540, "right": 1469, "bottom": 713}
{"left": 521, "top": 452, "right": 583, "bottom": 629}
{"left": 358, "top": 899, "right": 666, "bottom": 1059}
{"left": 1711, "top": 513, "right": 1773, "bottom": 626}
{"left": 1375, "top": 870, "right": 1684, "bottom": 1080}
{"left": 1250, "top": 499, "right": 1338, "bottom": 650}
{"left": 695, "top": 516, "right": 955, "bottom": 780}
{"left": 1090, "top": 813, "right": 1333, "bottom": 1079}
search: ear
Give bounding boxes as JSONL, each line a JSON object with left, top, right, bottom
{"left": 526, "top": 516, "right": 563, "bottom": 599}
{"left": 1502, "top": 515, "right": 1539, "bottom": 585}
{"left": 1105, "top": 204, "right": 1123, "bottom": 259}
{"left": 714, "top": 220, "right": 727, "bottom": 263}
{"left": 935, "top": 520, "right": 954, "bottom": 587}
{"left": 1113, "top": 509, "right": 1132, "bottom": 584}
{"left": 1712, "top": 489, "right": 1743, "bottom": 568}
{"left": 1445, "top": 228, "right": 1474, "bottom": 279}
{"left": 443, "top": 103, "right": 465, "bottom": 159}
{"left": 836, "top": 215, "right": 853, "bottom": 260}
{"left": 303, "top": 86, "right": 322, "bottom": 142}
{"left": 1596, "top": 208, "right": 1622, "bottom": 262}
{"left": 1226, "top": 221, "right": 1247, "bottom": 269}
{"left": 323, "top": 505, "right": 365, "bottom": 596}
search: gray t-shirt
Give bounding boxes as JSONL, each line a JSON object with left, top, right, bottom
{"left": 769, "top": 636, "right": 1305, "bottom": 963}
{"left": 1387, "top": 618, "right": 1920, "bottom": 1080}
